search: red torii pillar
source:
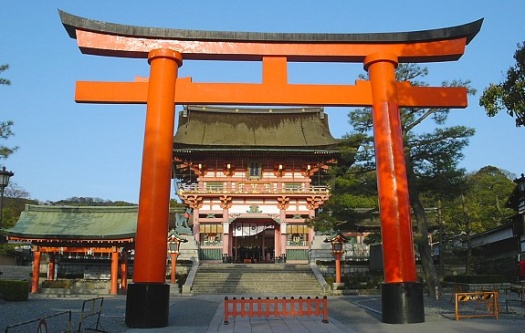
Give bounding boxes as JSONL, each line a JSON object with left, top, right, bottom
{"left": 365, "top": 53, "right": 421, "bottom": 322}
{"left": 59, "top": 10, "right": 482, "bottom": 327}
{"left": 123, "top": 49, "right": 182, "bottom": 327}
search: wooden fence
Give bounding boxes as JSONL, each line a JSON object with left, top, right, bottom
{"left": 224, "top": 296, "right": 328, "bottom": 324}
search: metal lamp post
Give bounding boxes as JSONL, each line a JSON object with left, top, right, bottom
{"left": 324, "top": 231, "right": 349, "bottom": 288}
{"left": 167, "top": 230, "right": 187, "bottom": 285}
{"left": 0, "top": 166, "right": 14, "bottom": 243}
{"left": 515, "top": 173, "right": 525, "bottom": 214}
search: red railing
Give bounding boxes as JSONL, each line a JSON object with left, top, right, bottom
{"left": 179, "top": 183, "right": 330, "bottom": 195}
{"left": 223, "top": 296, "right": 328, "bottom": 324}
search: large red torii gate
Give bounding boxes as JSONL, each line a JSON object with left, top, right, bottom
{"left": 60, "top": 10, "right": 482, "bottom": 328}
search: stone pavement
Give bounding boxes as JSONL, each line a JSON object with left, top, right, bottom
{"left": 2, "top": 292, "right": 525, "bottom": 333}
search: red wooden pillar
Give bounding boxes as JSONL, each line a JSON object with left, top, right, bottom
{"left": 47, "top": 252, "right": 56, "bottom": 281}
{"left": 110, "top": 249, "right": 119, "bottom": 295}
{"left": 274, "top": 226, "right": 282, "bottom": 260}
{"left": 335, "top": 252, "right": 342, "bottom": 284}
{"left": 169, "top": 252, "right": 178, "bottom": 284}
{"left": 364, "top": 53, "right": 424, "bottom": 323}
{"left": 120, "top": 250, "right": 128, "bottom": 291}
{"left": 31, "top": 249, "right": 41, "bottom": 293}
{"left": 126, "top": 48, "right": 182, "bottom": 328}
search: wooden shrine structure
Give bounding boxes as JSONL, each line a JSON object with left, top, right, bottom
{"left": 173, "top": 105, "right": 340, "bottom": 263}
{"left": 6, "top": 205, "right": 136, "bottom": 294}
{"left": 59, "top": 10, "right": 482, "bottom": 327}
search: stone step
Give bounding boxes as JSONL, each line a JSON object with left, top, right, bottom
{"left": 192, "top": 282, "right": 320, "bottom": 288}
{"left": 191, "top": 263, "right": 325, "bottom": 295}
{"left": 193, "top": 274, "right": 315, "bottom": 279}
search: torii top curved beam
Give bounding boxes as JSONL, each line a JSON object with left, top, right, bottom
{"left": 59, "top": 10, "right": 482, "bottom": 63}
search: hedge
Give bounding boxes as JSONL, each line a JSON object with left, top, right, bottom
{"left": 0, "top": 280, "right": 30, "bottom": 301}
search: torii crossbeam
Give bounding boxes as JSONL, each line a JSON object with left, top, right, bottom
{"left": 60, "top": 10, "right": 482, "bottom": 328}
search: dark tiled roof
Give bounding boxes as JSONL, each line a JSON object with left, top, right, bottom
{"left": 173, "top": 106, "right": 339, "bottom": 152}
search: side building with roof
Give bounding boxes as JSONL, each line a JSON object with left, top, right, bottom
{"left": 173, "top": 105, "right": 340, "bottom": 263}
{"left": 5, "top": 205, "right": 188, "bottom": 294}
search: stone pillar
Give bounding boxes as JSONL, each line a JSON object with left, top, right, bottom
{"left": 364, "top": 53, "right": 424, "bottom": 324}
{"left": 126, "top": 48, "right": 182, "bottom": 328}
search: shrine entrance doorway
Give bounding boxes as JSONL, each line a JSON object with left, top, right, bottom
{"left": 231, "top": 220, "right": 276, "bottom": 263}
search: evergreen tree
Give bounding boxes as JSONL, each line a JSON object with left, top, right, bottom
{"left": 480, "top": 41, "right": 525, "bottom": 126}
{"left": 1, "top": 64, "right": 18, "bottom": 160}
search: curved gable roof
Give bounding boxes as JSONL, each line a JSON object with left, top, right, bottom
{"left": 6, "top": 205, "right": 138, "bottom": 242}
{"left": 174, "top": 106, "right": 339, "bottom": 151}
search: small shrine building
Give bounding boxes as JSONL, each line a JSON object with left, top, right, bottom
{"left": 5, "top": 205, "right": 187, "bottom": 294}
{"left": 173, "top": 105, "right": 340, "bottom": 263}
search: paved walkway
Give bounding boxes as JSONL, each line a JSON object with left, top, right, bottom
{"left": 123, "top": 294, "right": 525, "bottom": 333}
{"left": 2, "top": 292, "right": 525, "bottom": 333}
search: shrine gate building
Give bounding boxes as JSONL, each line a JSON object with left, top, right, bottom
{"left": 173, "top": 105, "right": 340, "bottom": 263}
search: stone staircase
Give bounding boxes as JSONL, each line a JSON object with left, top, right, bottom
{"left": 190, "top": 263, "right": 328, "bottom": 296}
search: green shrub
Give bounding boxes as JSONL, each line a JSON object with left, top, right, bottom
{"left": 325, "top": 276, "right": 334, "bottom": 286}
{"left": 0, "top": 280, "right": 30, "bottom": 301}
{"left": 41, "top": 280, "right": 72, "bottom": 288}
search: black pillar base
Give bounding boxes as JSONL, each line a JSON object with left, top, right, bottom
{"left": 125, "top": 283, "right": 170, "bottom": 328}
{"left": 381, "top": 282, "right": 425, "bottom": 324}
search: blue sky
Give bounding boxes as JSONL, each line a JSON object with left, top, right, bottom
{"left": 1, "top": 1, "right": 524, "bottom": 203}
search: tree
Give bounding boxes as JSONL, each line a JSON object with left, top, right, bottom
{"left": 1, "top": 64, "right": 18, "bottom": 160}
{"left": 480, "top": 41, "right": 525, "bottom": 126}
{"left": 4, "top": 182, "right": 30, "bottom": 199}
{"left": 442, "top": 166, "right": 516, "bottom": 234}
{"left": 347, "top": 63, "right": 475, "bottom": 299}
{"left": 306, "top": 135, "right": 375, "bottom": 233}
{"left": 439, "top": 166, "right": 516, "bottom": 274}
{"left": 51, "top": 197, "right": 136, "bottom": 206}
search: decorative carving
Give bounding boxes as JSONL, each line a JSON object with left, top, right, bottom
{"left": 185, "top": 195, "right": 203, "bottom": 209}
{"left": 277, "top": 195, "right": 290, "bottom": 210}
{"left": 220, "top": 195, "right": 233, "bottom": 209}
{"left": 301, "top": 164, "right": 319, "bottom": 177}
{"left": 306, "top": 195, "right": 329, "bottom": 210}
{"left": 247, "top": 205, "right": 263, "bottom": 213}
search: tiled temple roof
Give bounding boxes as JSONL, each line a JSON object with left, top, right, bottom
{"left": 173, "top": 106, "right": 340, "bottom": 153}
